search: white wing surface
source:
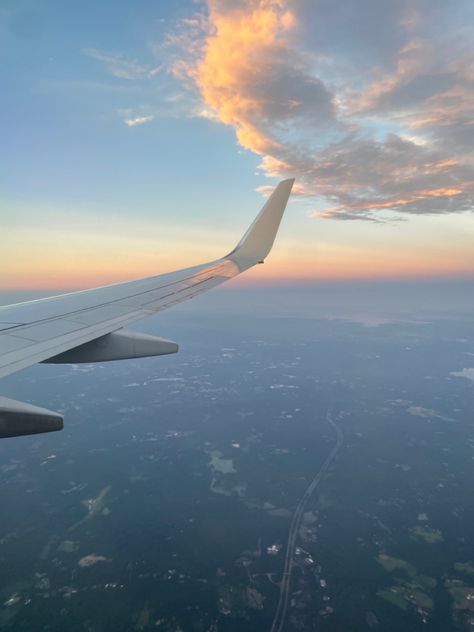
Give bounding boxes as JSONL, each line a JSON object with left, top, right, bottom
{"left": 0, "top": 179, "right": 294, "bottom": 437}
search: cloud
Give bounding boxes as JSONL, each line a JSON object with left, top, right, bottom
{"left": 167, "top": 0, "right": 473, "bottom": 220}
{"left": 124, "top": 115, "right": 155, "bottom": 127}
{"left": 314, "top": 209, "right": 385, "bottom": 223}
{"left": 169, "top": 0, "right": 336, "bottom": 157}
{"left": 298, "top": 134, "right": 473, "bottom": 218}
{"left": 84, "top": 48, "right": 162, "bottom": 80}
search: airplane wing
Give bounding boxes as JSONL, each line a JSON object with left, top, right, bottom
{"left": 0, "top": 179, "right": 294, "bottom": 437}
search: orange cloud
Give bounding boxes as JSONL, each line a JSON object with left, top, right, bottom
{"left": 349, "top": 38, "right": 432, "bottom": 114}
{"left": 171, "top": 1, "right": 473, "bottom": 222}
{"left": 172, "top": 0, "right": 333, "bottom": 159}
{"left": 193, "top": 0, "right": 293, "bottom": 155}
{"left": 313, "top": 186, "right": 466, "bottom": 218}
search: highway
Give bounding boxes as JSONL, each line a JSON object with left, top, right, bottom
{"left": 269, "top": 409, "right": 343, "bottom": 632}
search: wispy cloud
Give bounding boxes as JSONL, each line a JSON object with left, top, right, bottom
{"left": 166, "top": 0, "right": 473, "bottom": 221}
{"left": 124, "top": 115, "right": 155, "bottom": 127}
{"left": 84, "top": 48, "right": 162, "bottom": 80}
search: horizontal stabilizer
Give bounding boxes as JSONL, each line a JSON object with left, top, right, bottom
{"left": 0, "top": 396, "right": 63, "bottom": 438}
{"left": 43, "top": 329, "right": 178, "bottom": 364}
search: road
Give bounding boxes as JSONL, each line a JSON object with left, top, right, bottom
{"left": 269, "top": 409, "right": 343, "bottom": 632}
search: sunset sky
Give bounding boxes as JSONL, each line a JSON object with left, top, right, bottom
{"left": 2, "top": 0, "right": 473, "bottom": 290}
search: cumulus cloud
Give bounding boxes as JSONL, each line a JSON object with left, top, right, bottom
{"left": 167, "top": 0, "right": 474, "bottom": 220}
{"left": 301, "top": 134, "right": 473, "bottom": 218}
{"left": 169, "top": 0, "right": 336, "bottom": 155}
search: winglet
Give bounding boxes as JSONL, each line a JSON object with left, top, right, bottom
{"left": 227, "top": 179, "right": 294, "bottom": 264}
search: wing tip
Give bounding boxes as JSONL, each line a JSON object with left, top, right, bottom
{"left": 228, "top": 178, "right": 295, "bottom": 264}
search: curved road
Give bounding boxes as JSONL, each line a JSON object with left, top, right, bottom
{"left": 270, "top": 409, "right": 343, "bottom": 632}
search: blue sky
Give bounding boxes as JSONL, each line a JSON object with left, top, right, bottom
{"left": 2, "top": 0, "right": 259, "bottom": 219}
{"left": 1, "top": 0, "right": 473, "bottom": 289}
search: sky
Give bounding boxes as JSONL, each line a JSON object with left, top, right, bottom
{"left": 1, "top": 0, "right": 473, "bottom": 290}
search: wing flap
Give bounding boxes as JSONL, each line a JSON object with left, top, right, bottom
{"left": 0, "top": 268, "right": 236, "bottom": 378}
